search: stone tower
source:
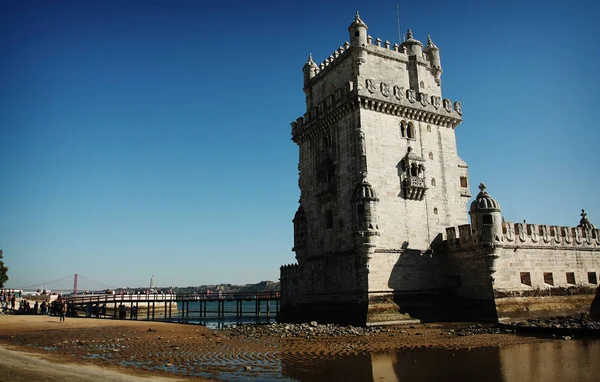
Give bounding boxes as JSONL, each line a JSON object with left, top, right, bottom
{"left": 281, "top": 12, "right": 470, "bottom": 324}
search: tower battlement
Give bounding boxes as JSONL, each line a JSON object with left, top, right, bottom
{"left": 295, "top": 11, "right": 462, "bottom": 147}
{"left": 305, "top": 30, "right": 445, "bottom": 87}
{"left": 446, "top": 222, "right": 600, "bottom": 252}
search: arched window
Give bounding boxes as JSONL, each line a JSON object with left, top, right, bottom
{"left": 433, "top": 208, "right": 438, "bottom": 215}
{"left": 410, "top": 163, "right": 418, "bottom": 177}
{"left": 417, "top": 164, "right": 425, "bottom": 178}
{"left": 407, "top": 122, "right": 414, "bottom": 139}
{"left": 400, "top": 121, "right": 406, "bottom": 138}
{"left": 431, "top": 178, "right": 436, "bottom": 186}
{"left": 428, "top": 152, "right": 433, "bottom": 160}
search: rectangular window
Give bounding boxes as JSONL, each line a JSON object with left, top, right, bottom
{"left": 543, "top": 272, "right": 554, "bottom": 286}
{"left": 325, "top": 210, "right": 334, "bottom": 230}
{"left": 588, "top": 272, "right": 598, "bottom": 285}
{"left": 460, "top": 176, "right": 468, "bottom": 188}
{"left": 566, "top": 272, "right": 576, "bottom": 285}
{"left": 482, "top": 214, "right": 493, "bottom": 225}
{"left": 520, "top": 272, "right": 531, "bottom": 286}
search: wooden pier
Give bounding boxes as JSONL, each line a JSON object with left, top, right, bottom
{"left": 65, "top": 291, "right": 280, "bottom": 321}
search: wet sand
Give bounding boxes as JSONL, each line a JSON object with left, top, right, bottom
{"left": 0, "top": 315, "right": 549, "bottom": 381}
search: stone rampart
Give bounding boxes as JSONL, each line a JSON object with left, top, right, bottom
{"left": 500, "top": 222, "right": 600, "bottom": 249}
{"left": 446, "top": 222, "right": 600, "bottom": 252}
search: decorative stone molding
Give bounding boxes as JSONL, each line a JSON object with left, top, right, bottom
{"left": 393, "top": 85, "right": 403, "bottom": 100}
{"left": 406, "top": 89, "right": 416, "bottom": 103}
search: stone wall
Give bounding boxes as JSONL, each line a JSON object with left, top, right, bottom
{"left": 446, "top": 220, "right": 600, "bottom": 320}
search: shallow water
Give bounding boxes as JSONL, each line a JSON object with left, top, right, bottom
{"left": 69, "top": 336, "right": 599, "bottom": 381}
{"left": 275, "top": 339, "right": 600, "bottom": 382}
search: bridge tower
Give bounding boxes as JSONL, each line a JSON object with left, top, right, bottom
{"left": 73, "top": 273, "right": 78, "bottom": 295}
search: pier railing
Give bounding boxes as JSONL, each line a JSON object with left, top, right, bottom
{"left": 63, "top": 291, "right": 280, "bottom": 321}
{"left": 66, "top": 291, "right": 280, "bottom": 305}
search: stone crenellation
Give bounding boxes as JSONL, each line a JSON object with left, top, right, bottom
{"left": 446, "top": 222, "right": 600, "bottom": 251}
{"left": 307, "top": 30, "right": 444, "bottom": 84}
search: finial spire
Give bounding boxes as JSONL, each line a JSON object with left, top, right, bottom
{"left": 428, "top": 35, "right": 433, "bottom": 44}
{"left": 479, "top": 182, "right": 486, "bottom": 192}
{"left": 406, "top": 29, "right": 413, "bottom": 39}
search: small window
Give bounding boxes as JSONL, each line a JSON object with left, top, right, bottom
{"left": 427, "top": 125, "right": 431, "bottom": 132}
{"left": 428, "top": 152, "right": 433, "bottom": 160}
{"left": 355, "top": 31, "right": 360, "bottom": 37}
{"left": 433, "top": 208, "right": 438, "bottom": 215}
{"left": 407, "top": 123, "right": 414, "bottom": 139}
{"left": 520, "top": 272, "right": 531, "bottom": 286}
{"left": 482, "top": 214, "right": 493, "bottom": 225}
{"left": 431, "top": 178, "right": 436, "bottom": 186}
{"left": 325, "top": 210, "right": 334, "bottom": 229}
{"left": 543, "top": 272, "right": 554, "bottom": 286}
{"left": 460, "top": 176, "right": 468, "bottom": 188}
{"left": 400, "top": 121, "right": 406, "bottom": 137}
{"left": 588, "top": 272, "right": 598, "bottom": 285}
{"left": 566, "top": 272, "right": 576, "bottom": 285}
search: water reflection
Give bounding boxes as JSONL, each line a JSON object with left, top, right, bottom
{"left": 278, "top": 339, "right": 600, "bottom": 382}
{"left": 499, "top": 339, "right": 600, "bottom": 382}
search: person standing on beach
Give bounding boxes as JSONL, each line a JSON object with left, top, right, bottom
{"left": 59, "top": 300, "right": 66, "bottom": 323}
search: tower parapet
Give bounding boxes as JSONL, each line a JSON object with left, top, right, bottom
{"left": 447, "top": 211, "right": 600, "bottom": 252}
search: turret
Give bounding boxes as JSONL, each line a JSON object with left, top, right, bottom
{"left": 348, "top": 11, "right": 368, "bottom": 47}
{"left": 469, "top": 183, "right": 502, "bottom": 248}
{"left": 400, "top": 29, "right": 423, "bottom": 56}
{"left": 353, "top": 175, "right": 380, "bottom": 245}
{"left": 302, "top": 53, "right": 318, "bottom": 88}
{"left": 424, "top": 35, "right": 442, "bottom": 85}
{"left": 292, "top": 204, "right": 308, "bottom": 259}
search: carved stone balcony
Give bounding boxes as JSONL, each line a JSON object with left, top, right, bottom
{"left": 403, "top": 177, "right": 427, "bottom": 201}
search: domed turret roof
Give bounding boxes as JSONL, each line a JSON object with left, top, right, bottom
{"left": 470, "top": 183, "right": 501, "bottom": 213}
{"left": 400, "top": 29, "right": 423, "bottom": 49}
{"left": 303, "top": 53, "right": 318, "bottom": 70}
{"left": 423, "top": 35, "right": 439, "bottom": 53}
{"left": 355, "top": 176, "right": 378, "bottom": 201}
{"left": 348, "top": 11, "right": 367, "bottom": 31}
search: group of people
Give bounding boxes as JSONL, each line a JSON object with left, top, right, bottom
{"left": 0, "top": 289, "right": 18, "bottom": 312}
{"left": 117, "top": 304, "right": 138, "bottom": 319}
{"left": 85, "top": 303, "right": 107, "bottom": 318}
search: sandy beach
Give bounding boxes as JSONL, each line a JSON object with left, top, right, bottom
{"left": 0, "top": 314, "right": 549, "bottom": 381}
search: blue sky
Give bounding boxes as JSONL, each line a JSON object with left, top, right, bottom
{"left": 1, "top": 0, "right": 599, "bottom": 290}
